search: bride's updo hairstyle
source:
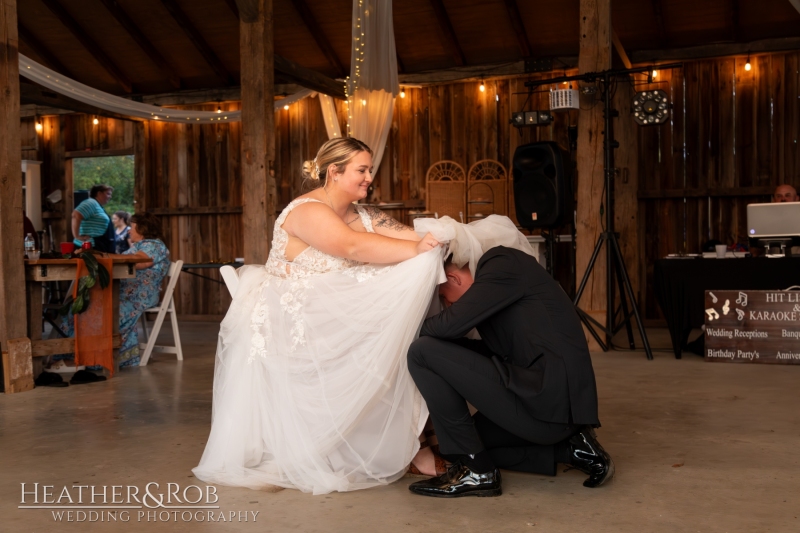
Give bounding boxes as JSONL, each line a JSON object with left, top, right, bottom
{"left": 302, "top": 137, "right": 373, "bottom": 188}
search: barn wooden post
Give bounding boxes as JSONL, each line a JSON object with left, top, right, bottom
{"left": 238, "top": 0, "right": 275, "bottom": 264}
{"left": 575, "top": 0, "right": 612, "bottom": 349}
{"left": 133, "top": 120, "right": 149, "bottom": 213}
{"left": 0, "top": 0, "right": 34, "bottom": 393}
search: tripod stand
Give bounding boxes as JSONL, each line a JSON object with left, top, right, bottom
{"left": 524, "top": 64, "right": 680, "bottom": 360}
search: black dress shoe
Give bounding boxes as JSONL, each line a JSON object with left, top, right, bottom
{"left": 568, "top": 427, "right": 615, "bottom": 488}
{"left": 408, "top": 461, "right": 502, "bottom": 498}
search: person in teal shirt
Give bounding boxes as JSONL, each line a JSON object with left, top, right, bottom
{"left": 72, "top": 184, "right": 113, "bottom": 252}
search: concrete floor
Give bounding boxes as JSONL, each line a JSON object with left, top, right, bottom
{"left": 1, "top": 323, "right": 798, "bottom": 533}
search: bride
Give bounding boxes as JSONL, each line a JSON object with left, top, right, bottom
{"left": 193, "top": 138, "right": 445, "bottom": 494}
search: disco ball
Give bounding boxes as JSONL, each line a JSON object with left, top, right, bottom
{"left": 632, "top": 89, "right": 669, "bottom": 126}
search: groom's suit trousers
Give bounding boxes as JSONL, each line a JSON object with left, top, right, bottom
{"left": 408, "top": 336, "right": 577, "bottom": 476}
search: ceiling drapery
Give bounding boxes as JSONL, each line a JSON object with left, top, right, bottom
{"left": 20, "top": 54, "right": 314, "bottom": 122}
{"left": 345, "top": 0, "right": 398, "bottom": 173}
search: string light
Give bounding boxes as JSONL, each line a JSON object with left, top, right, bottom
{"left": 35, "top": 118, "right": 43, "bottom": 132}
{"left": 284, "top": 104, "right": 289, "bottom": 110}
{"left": 216, "top": 104, "right": 222, "bottom": 113}
{"left": 93, "top": 117, "right": 99, "bottom": 125}
{"left": 651, "top": 69, "right": 658, "bottom": 79}
{"left": 744, "top": 54, "right": 751, "bottom": 71}
{"left": 400, "top": 88, "right": 406, "bottom": 98}
{"left": 479, "top": 80, "right": 485, "bottom": 92}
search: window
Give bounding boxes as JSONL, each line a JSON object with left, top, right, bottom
{"left": 72, "top": 155, "right": 135, "bottom": 215}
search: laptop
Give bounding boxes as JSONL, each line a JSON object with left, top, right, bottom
{"left": 747, "top": 202, "right": 800, "bottom": 239}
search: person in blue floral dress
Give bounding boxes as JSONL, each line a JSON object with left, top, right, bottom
{"left": 117, "top": 212, "right": 170, "bottom": 367}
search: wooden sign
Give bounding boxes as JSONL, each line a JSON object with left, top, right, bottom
{"left": 704, "top": 290, "right": 800, "bottom": 364}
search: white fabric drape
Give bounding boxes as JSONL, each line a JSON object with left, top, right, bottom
{"left": 318, "top": 94, "right": 343, "bottom": 139}
{"left": 416, "top": 215, "right": 538, "bottom": 277}
{"left": 20, "top": 54, "right": 316, "bottom": 122}
{"left": 346, "top": 0, "right": 398, "bottom": 172}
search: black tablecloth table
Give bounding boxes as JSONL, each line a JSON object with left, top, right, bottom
{"left": 653, "top": 257, "right": 800, "bottom": 358}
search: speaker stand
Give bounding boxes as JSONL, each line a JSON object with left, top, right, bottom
{"left": 541, "top": 229, "right": 556, "bottom": 276}
{"left": 572, "top": 71, "right": 653, "bottom": 360}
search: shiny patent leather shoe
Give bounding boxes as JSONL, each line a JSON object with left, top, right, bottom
{"left": 568, "top": 428, "right": 615, "bottom": 488}
{"left": 408, "top": 461, "right": 502, "bottom": 498}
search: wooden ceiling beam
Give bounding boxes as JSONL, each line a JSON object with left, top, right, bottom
{"left": 611, "top": 29, "right": 632, "bottom": 69}
{"left": 629, "top": 36, "right": 800, "bottom": 63}
{"left": 273, "top": 55, "right": 345, "bottom": 98}
{"left": 289, "top": 0, "right": 346, "bottom": 78}
{"left": 501, "top": 0, "right": 533, "bottom": 58}
{"left": 39, "top": 0, "right": 133, "bottom": 93}
{"left": 98, "top": 0, "right": 181, "bottom": 89}
{"left": 225, "top": 0, "right": 345, "bottom": 96}
{"left": 234, "top": 0, "right": 260, "bottom": 23}
{"left": 17, "top": 23, "right": 74, "bottom": 78}
{"left": 224, "top": 0, "right": 240, "bottom": 19}
{"left": 729, "top": 0, "right": 740, "bottom": 42}
{"left": 160, "top": 0, "right": 235, "bottom": 85}
{"left": 20, "top": 81, "right": 143, "bottom": 121}
{"left": 650, "top": 0, "right": 668, "bottom": 48}
{"left": 428, "top": 0, "right": 466, "bottom": 66}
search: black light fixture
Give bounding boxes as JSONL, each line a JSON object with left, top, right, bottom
{"left": 510, "top": 110, "right": 553, "bottom": 127}
{"left": 632, "top": 89, "right": 669, "bottom": 126}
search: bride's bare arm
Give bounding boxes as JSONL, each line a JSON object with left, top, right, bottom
{"left": 362, "top": 207, "right": 419, "bottom": 242}
{"left": 284, "top": 202, "right": 437, "bottom": 263}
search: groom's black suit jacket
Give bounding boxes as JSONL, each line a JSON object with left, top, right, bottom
{"left": 420, "top": 246, "right": 599, "bottom": 427}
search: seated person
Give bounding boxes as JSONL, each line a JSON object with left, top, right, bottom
{"left": 48, "top": 212, "right": 170, "bottom": 372}
{"left": 113, "top": 212, "right": 171, "bottom": 368}
{"left": 407, "top": 247, "right": 613, "bottom": 498}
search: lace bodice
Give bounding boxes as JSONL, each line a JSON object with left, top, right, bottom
{"left": 265, "top": 198, "right": 375, "bottom": 279}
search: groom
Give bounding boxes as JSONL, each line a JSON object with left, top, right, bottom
{"left": 406, "top": 246, "right": 613, "bottom": 497}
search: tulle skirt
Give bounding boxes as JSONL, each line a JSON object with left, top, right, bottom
{"left": 193, "top": 248, "right": 444, "bottom": 494}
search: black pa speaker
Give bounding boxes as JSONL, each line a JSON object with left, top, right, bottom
{"left": 512, "top": 141, "right": 572, "bottom": 229}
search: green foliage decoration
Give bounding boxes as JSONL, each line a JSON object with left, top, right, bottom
{"left": 59, "top": 250, "right": 111, "bottom": 316}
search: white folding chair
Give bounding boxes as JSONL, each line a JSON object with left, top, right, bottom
{"left": 139, "top": 260, "right": 184, "bottom": 366}
{"left": 220, "top": 264, "right": 240, "bottom": 297}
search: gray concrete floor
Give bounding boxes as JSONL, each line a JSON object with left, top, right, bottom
{"left": 1, "top": 322, "right": 798, "bottom": 533}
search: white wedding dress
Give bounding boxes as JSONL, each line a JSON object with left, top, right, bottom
{"left": 193, "top": 198, "right": 444, "bottom": 494}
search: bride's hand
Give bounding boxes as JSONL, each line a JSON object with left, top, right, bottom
{"left": 416, "top": 233, "right": 440, "bottom": 254}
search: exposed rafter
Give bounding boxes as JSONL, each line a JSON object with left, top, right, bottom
{"left": 224, "top": 0, "right": 240, "bottom": 18}
{"left": 20, "top": 81, "right": 143, "bottom": 121}
{"left": 17, "top": 23, "right": 74, "bottom": 78}
{"left": 729, "top": 0, "right": 740, "bottom": 42}
{"left": 98, "top": 0, "right": 181, "bottom": 89}
{"left": 650, "top": 0, "right": 668, "bottom": 47}
{"left": 273, "top": 55, "right": 345, "bottom": 98}
{"left": 225, "top": 0, "right": 345, "bottom": 97}
{"left": 501, "top": 0, "right": 532, "bottom": 58}
{"left": 289, "top": 0, "right": 346, "bottom": 78}
{"left": 39, "top": 0, "right": 133, "bottom": 93}
{"left": 611, "top": 30, "right": 632, "bottom": 69}
{"left": 428, "top": 0, "right": 466, "bottom": 66}
{"left": 234, "top": 0, "right": 260, "bottom": 23}
{"left": 160, "top": 0, "right": 235, "bottom": 85}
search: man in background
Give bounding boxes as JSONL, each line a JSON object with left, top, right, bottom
{"left": 772, "top": 184, "right": 798, "bottom": 203}
{"left": 72, "top": 184, "right": 114, "bottom": 252}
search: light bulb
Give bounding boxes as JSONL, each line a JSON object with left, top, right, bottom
{"left": 216, "top": 105, "right": 222, "bottom": 113}
{"left": 651, "top": 70, "right": 658, "bottom": 78}
{"left": 35, "top": 121, "right": 43, "bottom": 132}
{"left": 744, "top": 60, "right": 751, "bottom": 71}
{"left": 479, "top": 81, "right": 485, "bottom": 92}
{"left": 93, "top": 118, "right": 99, "bottom": 125}
{"left": 400, "top": 89, "right": 406, "bottom": 98}
{"left": 361, "top": 99, "right": 367, "bottom": 105}
{"left": 284, "top": 104, "right": 289, "bottom": 110}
